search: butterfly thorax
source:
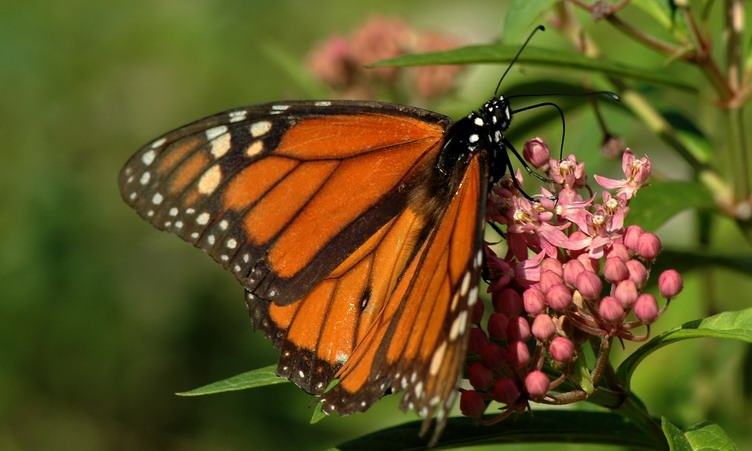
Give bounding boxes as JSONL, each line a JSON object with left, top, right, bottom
{"left": 436, "top": 95, "right": 512, "bottom": 186}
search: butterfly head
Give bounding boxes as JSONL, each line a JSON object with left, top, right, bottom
{"left": 479, "top": 95, "right": 512, "bottom": 138}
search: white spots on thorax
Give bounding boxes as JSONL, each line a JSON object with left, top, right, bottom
{"left": 246, "top": 140, "right": 264, "bottom": 158}
{"left": 139, "top": 172, "right": 151, "bottom": 185}
{"left": 473, "top": 117, "right": 484, "bottom": 126}
{"left": 250, "top": 120, "right": 272, "bottom": 137}
{"left": 494, "top": 130, "right": 502, "bottom": 143}
{"left": 226, "top": 238, "right": 237, "bottom": 249}
{"left": 198, "top": 164, "right": 222, "bottom": 194}
{"left": 314, "top": 101, "right": 332, "bottom": 107}
{"left": 468, "top": 134, "right": 479, "bottom": 144}
{"left": 142, "top": 149, "right": 156, "bottom": 166}
{"left": 430, "top": 340, "right": 447, "bottom": 375}
{"left": 210, "top": 133, "right": 231, "bottom": 159}
{"left": 151, "top": 192, "right": 163, "bottom": 205}
{"left": 505, "top": 105, "right": 511, "bottom": 120}
{"left": 205, "top": 125, "right": 228, "bottom": 141}
{"left": 460, "top": 272, "right": 471, "bottom": 296}
{"left": 196, "top": 212, "right": 210, "bottom": 225}
{"left": 229, "top": 110, "right": 247, "bottom": 123}
{"left": 491, "top": 115, "right": 498, "bottom": 125}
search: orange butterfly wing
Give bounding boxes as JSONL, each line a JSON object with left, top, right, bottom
{"left": 119, "top": 100, "right": 486, "bottom": 439}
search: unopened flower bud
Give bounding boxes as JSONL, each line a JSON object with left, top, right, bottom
{"left": 525, "top": 370, "right": 550, "bottom": 397}
{"left": 607, "top": 243, "right": 631, "bottom": 261}
{"left": 562, "top": 259, "right": 585, "bottom": 287}
{"left": 576, "top": 271, "right": 602, "bottom": 299}
{"left": 481, "top": 343, "right": 506, "bottom": 369}
{"left": 539, "top": 270, "right": 564, "bottom": 293}
{"left": 658, "top": 269, "right": 683, "bottom": 299}
{"left": 460, "top": 390, "right": 486, "bottom": 417}
{"left": 577, "top": 253, "right": 600, "bottom": 273}
{"left": 546, "top": 284, "right": 573, "bottom": 310}
{"left": 614, "top": 279, "right": 638, "bottom": 307}
{"left": 549, "top": 336, "right": 575, "bottom": 362}
{"left": 604, "top": 257, "right": 629, "bottom": 283}
{"left": 532, "top": 314, "right": 556, "bottom": 340}
{"left": 637, "top": 232, "right": 661, "bottom": 261}
{"left": 493, "top": 288, "right": 522, "bottom": 316}
{"left": 626, "top": 259, "right": 648, "bottom": 288}
{"left": 599, "top": 296, "right": 624, "bottom": 322}
{"left": 487, "top": 312, "right": 510, "bottom": 340}
{"left": 493, "top": 378, "right": 521, "bottom": 404}
{"left": 468, "top": 327, "right": 489, "bottom": 354}
{"left": 523, "top": 137, "right": 550, "bottom": 169}
{"left": 523, "top": 287, "right": 546, "bottom": 315}
{"left": 468, "top": 362, "right": 493, "bottom": 390}
{"left": 506, "top": 340, "right": 531, "bottom": 368}
{"left": 623, "top": 225, "right": 644, "bottom": 253}
{"left": 541, "top": 258, "right": 563, "bottom": 277}
{"left": 507, "top": 316, "right": 531, "bottom": 341}
{"left": 635, "top": 293, "right": 659, "bottom": 323}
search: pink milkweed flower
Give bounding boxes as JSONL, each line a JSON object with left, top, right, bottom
{"left": 507, "top": 196, "right": 570, "bottom": 259}
{"left": 594, "top": 149, "right": 652, "bottom": 199}
{"left": 550, "top": 154, "right": 587, "bottom": 189}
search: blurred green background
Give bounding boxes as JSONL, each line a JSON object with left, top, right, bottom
{"left": 1, "top": 0, "right": 750, "bottom": 450}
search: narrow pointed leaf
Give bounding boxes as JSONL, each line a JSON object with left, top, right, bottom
{"left": 176, "top": 365, "right": 287, "bottom": 396}
{"left": 501, "top": 0, "right": 557, "bottom": 41}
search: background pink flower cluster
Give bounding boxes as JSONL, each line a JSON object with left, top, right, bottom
{"left": 460, "top": 140, "right": 683, "bottom": 421}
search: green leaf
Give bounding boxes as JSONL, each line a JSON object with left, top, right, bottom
{"left": 626, "top": 180, "right": 714, "bottom": 231}
{"left": 310, "top": 400, "right": 328, "bottom": 424}
{"left": 663, "top": 418, "right": 738, "bottom": 451}
{"left": 630, "top": 0, "right": 688, "bottom": 40}
{"left": 333, "top": 411, "right": 662, "bottom": 450}
{"left": 657, "top": 249, "right": 752, "bottom": 277}
{"left": 371, "top": 45, "right": 696, "bottom": 91}
{"left": 616, "top": 309, "right": 752, "bottom": 388}
{"left": 501, "top": 0, "right": 558, "bottom": 42}
{"left": 176, "top": 365, "right": 287, "bottom": 396}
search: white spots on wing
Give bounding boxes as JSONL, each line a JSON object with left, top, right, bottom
{"left": 139, "top": 172, "right": 151, "bottom": 185}
{"left": 126, "top": 175, "right": 134, "bottom": 184}
{"left": 191, "top": 232, "right": 199, "bottom": 239}
{"left": 164, "top": 220, "right": 172, "bottom": 227}
{"left": 460, "top": 272, "right": 471, "bottom": 296}
{"left": 272, "top": 104, "right": 290, "bottom": 111}
{"left": 250, "top": 120, "right": 272, "bottom": 137}
{"left": 298, "top": 370, "right": 305, "bottom": 379}
{"left": 198, "top": 165, "right": 222, "bottom": 194}
{"left": 449, "top": 314, "right": 461, "bottom": 341}
{"left": 142, "top": 149, "right": 156, "bottom": 166}
{"left": 129, "top": 192, "right": 137, "bottom": 200}
{"left": 175, "top": 220, "right": 183, "bottom": 229}
{"left": 207, "top": 234, "right": 216, "bottom": 245}
{"left": 229, "top": 110, "right": 247, "bottom": 123}
{"left": 458, "top": 310, "right": 468, "bottom": 336}
{"left": 246, "top": 140, "right": 264, "bottom": 157}
{"left": 219, "top": 219, "right": 229, "bottom": 230}
{"left": 146, "top": 210, "right": 154, "bottom": 217}
{"left": 186, "top": 208, "right": 195, "bottom": 215}
{"left": 468, "top": 287, "right": 479, "bottom": 307}
{"left": 469, "top": 134, "right": 479, "bottom": 143}
{"left": 205, "top": 125, "right": 228, "bottom": 141}
{"left": 210, "top": 133, "right": 231, "bottom": 159}
{"left": 220, "top": 254, "right": 229, "bottom": 261}
{"left": 151, "top": 192, "right": 163, "bottom": 205}
{"left": 473, "top": 117, "right": 484, "bottom": 126}
{"left": 450, "top": 292, "right": 460, "bottom": 312}
{"left": 315, "top": 101, "right": 331, "bottom": 107}
{"left": 151, "top": 137, "right": 166, "bottom": 149}
{"left": 430, "top": 341, "right": 447, "bottom": 375}
{"left": 269, "top": 289, "right": 277, "bottom": 298}
{"left": 475, "top": 250, "right": 483, "bottom": 267}
{"left": 226, "top": 238, "right": 237, "bottom": 249}
{"left": 234, "top": 264, "right": 241, "bottom": 272}
{"left": 196, "top": 212, "right": 210, "bottom": 225}
{"left": 360, "top": 401, "right": 367, "bottom": 407}
{"left": 414, "top": 381, "right": 423, "bottom": 398}
{"left": 168, "top": 207, "right": 178, "bottom": 217}
{"left": 410, "top": 372, "right": 417, "bottom": 383}
{"left": 243, "top": 253, "right": 250, "bottom": 263}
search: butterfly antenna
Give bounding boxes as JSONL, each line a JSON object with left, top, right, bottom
{"left": 493, "top": 25, "right": 546, "bottom": 98}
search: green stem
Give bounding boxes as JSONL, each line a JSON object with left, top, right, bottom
{"left": 727, "top": 107, "right": 750, "bottom": 201}
{"left": 614, "top": 393, "right": 668, "bottom": 448}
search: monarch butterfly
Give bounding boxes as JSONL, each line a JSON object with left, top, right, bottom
{"left": 119, "top": 26, "right": 556, "bottom": 444}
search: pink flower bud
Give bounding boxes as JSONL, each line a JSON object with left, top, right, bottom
{"left": 541, "top": 258, "right": 563, "bottom": 277}
{"left": 637, "top": 232, "right": 661, "bottom": 261}
{"left": 562, "top": 259, "right": 585, "bottom": 287}
{"left": 506, "top": 340, "right": 531, "bottom": 368}
{"left": 525, "top": 370, "right": 550, "bottom": 397}
{"left": 481, "top": 343, "right": 506, "bottom": 369}
{"left": 487, "top": 312, "right": 509, "bottom": 340}
{"left": 613, "top": 280, "right": 638, "bottom": 307}
{"left": 545, "top": 284, "right": 573, "bottom": 310}
{"left": 599, "top": 296, "right": 624, "bottom": 322}
{"left": 549, "top": 336, "right": 575, "bottom": 363}
{"left": 532, "top": 314, "right": 556, "bottom": 340}
{"left": 523, "top": 137, "right": 550, "bottom": 169}
{"left": 460, "top": 390, "right": 486, "bottom": 417}
{"left": 607, "top": 243, "right": 631, "bottom": 261}
{"left": 471, "top": 297, "right": 485, "bottom": 324}
{"left": 576, "top": 271, "right": 602, "bottom": 299}
{"left": 658, "top": 269, "right": 683, "bottom": 299}
{"left": 468, "top": 362, "right": 493, "bottom": 390}
{"left": 635, "top": 293, "right": 659, "bottom": 323}
{"left": 604, "top": 257, "right": 629, "bottom": 283}
{"left": 468, "top": 327, "right": 489, "bottom": 354}
{"left": 493, "top": 288, "right": 523, "bottom": 317}
{"left": 577, "top": 253, "right": 600, "bottom": 273}
{"left": 523, "top": 287, "right": 546, "bottom": 315}
{"left": 507, "top": 316, "right": 531, "bottom": 341}
{"left": 623, "top": 225, "right": 644, "bottom": 253}
{"left": 626, "top": 259, "right": 648, "bottom": 288}
{"left": 493, "top": 378, "right": 521, "bottom": 404}
{"left": 539, "top": 270, "right": 563, "bottom": 293}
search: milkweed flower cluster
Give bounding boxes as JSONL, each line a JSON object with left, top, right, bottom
{"left": 307, "top": 16, "right": 465, "bottom": 100}
{"left": 460, "top": 140, "right": 683, "bottom": 420}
